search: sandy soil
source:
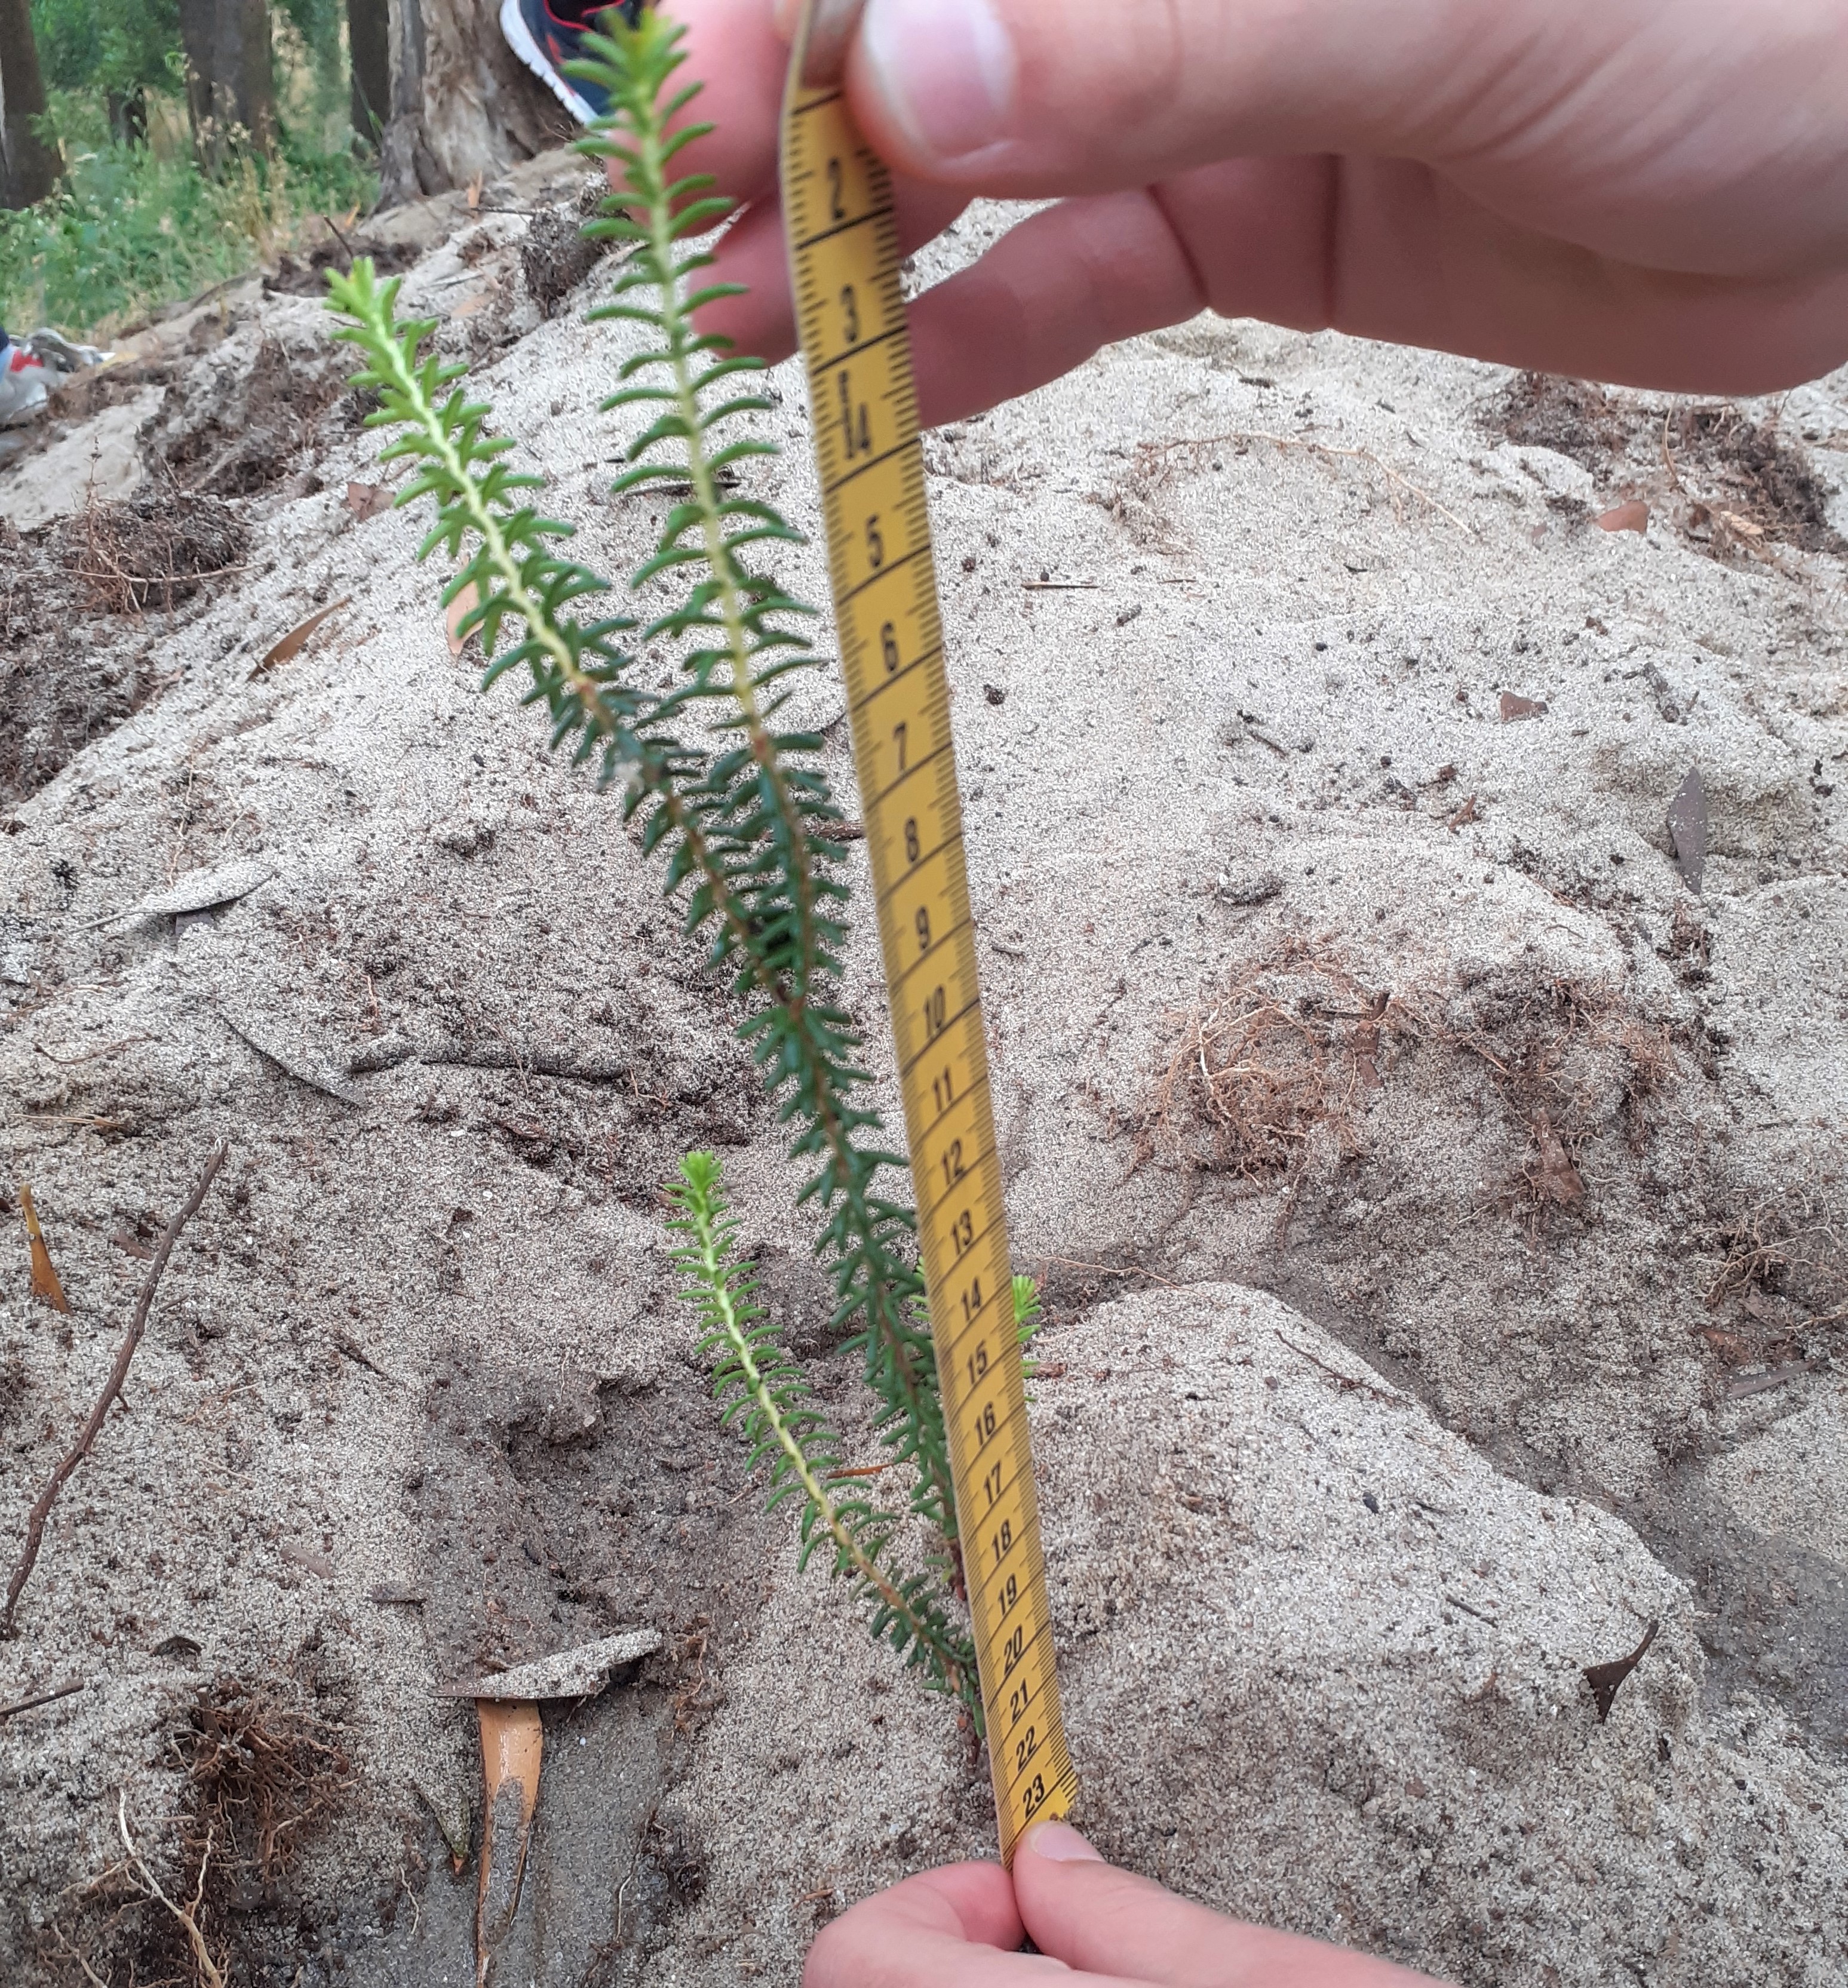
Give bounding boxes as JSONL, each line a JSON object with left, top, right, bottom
{"left": 1, "top": 153, "right": 1846, "bottom": 1987}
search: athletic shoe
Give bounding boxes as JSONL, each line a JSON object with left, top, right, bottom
{"left": 501, "top": 0, "right": 644, "bottom": 125}
{"left": 0, "top": 333, "right": 48, "bottom": 429}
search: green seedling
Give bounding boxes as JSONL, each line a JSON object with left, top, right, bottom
{"left": 325, "top": 10, "right": 1040, "bottom": 1725}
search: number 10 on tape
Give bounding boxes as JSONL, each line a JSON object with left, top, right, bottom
{"left": 781, "top": 6, "right": 1077, "bottom": 1863}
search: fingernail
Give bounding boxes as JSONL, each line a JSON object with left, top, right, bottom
{"left": 1024, "top": 1821, "right": 1103, "bottom": 1863}
{"left": 861, "top": 0, "right": 1017, "bottom": 164}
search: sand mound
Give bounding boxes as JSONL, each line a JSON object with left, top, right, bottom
{"left": 2, "top": 158, "right": 1846, "bottom": 1986}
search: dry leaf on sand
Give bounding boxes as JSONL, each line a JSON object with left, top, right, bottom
{"left": 345, "top": 481, "right": 392, "bottom": 521}
{"left": 249, "top": 597, "right": 351, "bottom": 680}
{"left": 1595, "top": 500, "right": 1649, "bottom": 534}
{"left": 447, "top": 582, "right": 482, "bottom": 657}
{"left": 1533, "top": 1108, "right": 1586, "bottom": 1205}
{"left": 20, "top": 1185, "right": 70, "bottom": 1312}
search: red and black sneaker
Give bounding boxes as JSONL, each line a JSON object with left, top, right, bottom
{"left": 500, "top": 0, "right": 644, "bottom": 125}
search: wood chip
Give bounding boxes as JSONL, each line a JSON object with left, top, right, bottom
{"left": 1499, "top": 692, "right": 1548, "bottom": 721}
{"left": 368, "top": 1583, "right": 428, "bottom": 1606}
{"left": 1724, "top": 1360, "right": 1819, "bottom": 1402}
{"left": 20, "top": 1184, "right": 70, "bottom": 1312}
{"left": 476, "top": 1700, "right": 542, "bottom": 1981}
{"left": 249, "top": 596, "right": 351, "bottom": 680}
{"left": 1595, "top": 500, "right": 1649, "bottom": 534}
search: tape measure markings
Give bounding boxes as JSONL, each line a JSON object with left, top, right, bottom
{"left": 783, "top": 17, "right": 1077, "bottom": 1858}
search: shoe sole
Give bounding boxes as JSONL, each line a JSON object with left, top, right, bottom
{"left": 500, "top": 0, "right": 600, "bottom": 125}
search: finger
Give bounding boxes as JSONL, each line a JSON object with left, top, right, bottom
{"left": 907, "top": 189, "right": 1204, "bottom": 427}
{"left": 1014, "top": 1824, "right": 1447, "bottom": 1988}
{"left": 1161, "top": 155, "right": 1848, "bottom": 395}
{"left": 843, "top": 0, "right": 1591, "bottom": 189}
{"left": 841, "top": 0, "right": 1848, "bottom": 279}
{"left": 802, "top": 1863, "right": 1028, "bottom": 1988}
{"left": 886, "top": 156, "right": 1848, "bottom": 408}
{"left": 668, "top": 0, "right": 790, "bottom": 208}
{"left": 695, "top": 177, "right": 971, "bottom": 363}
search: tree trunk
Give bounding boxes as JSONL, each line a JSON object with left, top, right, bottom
{"left": 0, "top": 0, "right": 62, "bottom": 211}
{"left": 108, "top": 89, "right": 151, "bottom": 148}
{"left": 349, "top": 0, "right": 391, "bottom": 142}
{"left": 179, "top": 0, "right": 277, "bottom": 168}
{"left": 379, "top": 0, "right": 570, "bottom": 207}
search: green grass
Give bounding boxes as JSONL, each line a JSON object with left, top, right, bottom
{"left": 0, "top": 94, "right": 374, "bottom": 343}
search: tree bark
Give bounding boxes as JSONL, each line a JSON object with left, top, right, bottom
{"left": 0, "top": 0, "right": 62, "bottom": 210}
{"left": 379, "top": 0, "right": 570, "bottom": 207}
{"left": 349, "top": 0, "right": 391, "bottom": 142}
{"left": 179, "top": 0, "right": 277, "bottom": 168}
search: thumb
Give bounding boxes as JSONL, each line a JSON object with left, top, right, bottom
{"left": 1014, "top": 1823, "right": 1446, "bottom": 1986}
{"left": 843, "top": 0, "right": 1544, "bottom": 189}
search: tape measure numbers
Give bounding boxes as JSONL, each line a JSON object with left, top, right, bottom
{"left": 782, "top": 4, "right": 1077, "bottom": 1863}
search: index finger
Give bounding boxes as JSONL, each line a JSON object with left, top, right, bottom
{"left": 670, "top": 0, "right": 790, "bottom": 207}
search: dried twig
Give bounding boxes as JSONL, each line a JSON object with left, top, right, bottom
{"left": 0, "top": 1677, "right": 84, "bottom": 1720}
{"left": 2, "top": 1142, "right": 228, "bottom": 1637}
{"left": 1275, "top": 1329, "right": 1401, "bottom": 1405}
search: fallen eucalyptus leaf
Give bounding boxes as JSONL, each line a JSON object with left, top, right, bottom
{"left": 441, "top": 1627, "right": 662, "bottom": 1702}
{"left": 447, "top": 581, "right": 482, "bottom": 657}
{"left": 219, "top": 1008, "right": 364, "bottom": 1107}
{"left": 345, "top": 480, "right": 392, "bottom": 520}
{"left": 20, "top": 1184, "right": 69, "bottom": 1312}
{"left": 1582, "top": 1619, "right": 1658, "bottom": 1722}
{"left": 1667, "top": 767, "right": 1709, "bottom": 894}
{"left": 250, "top": 595, "right": 352, "bottom": 679}
{"left": 135, "top": 859, "right": 274, "bottom": 921}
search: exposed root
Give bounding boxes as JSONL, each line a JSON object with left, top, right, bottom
{"left": 1137, "top": 944, "right": 1683, "bottom": 1232}
{"left": 1144, "top": 943, "right": 1390, "bottom": 1185}
{"left": 116, "top": 1791, "right": 228, "bottom": 1988}
{"left": 1706, "top": 1199, "right": 1847, "bottom": 1323}
{"left": 180, "top": 1676, "right": 351, "bottom": 1890}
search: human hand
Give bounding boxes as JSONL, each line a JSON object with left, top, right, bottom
{"left": 664, "top": 0, "right": 1848, "bottom": 425}
{"left": 803, "top": 1821, "right": 1448, "bottom": 1984}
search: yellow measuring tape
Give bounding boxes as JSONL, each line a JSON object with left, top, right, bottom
{"left": 781, "top": 0, "right": 1076, "bottom": 1863}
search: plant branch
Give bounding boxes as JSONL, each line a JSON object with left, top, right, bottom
{"left": 578, "top": 13, "right": 958, "bottom": 1543}
{"left": 668, "top": 1153, "right": 979, "bottom": 1718}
